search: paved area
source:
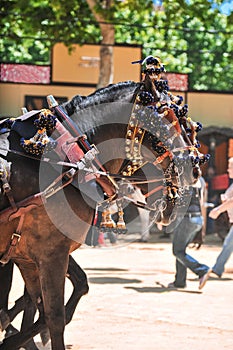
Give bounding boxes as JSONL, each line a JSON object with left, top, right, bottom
{"left": 2, "top": 233, "right": 233, "bottom": 350}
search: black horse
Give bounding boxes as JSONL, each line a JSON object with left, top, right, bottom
{"left": 0, "top": 72, "right": 205, "bottom": 349}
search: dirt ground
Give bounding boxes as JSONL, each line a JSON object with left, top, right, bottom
{"left": 2, "top": 233, "right": 233, "bottom": 350}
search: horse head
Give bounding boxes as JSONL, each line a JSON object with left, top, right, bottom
{"left": 62, "top": 69, "right": 208, "bottom": 227}
{"left": 140, "top": 55, "right": 209, "bottom": 188}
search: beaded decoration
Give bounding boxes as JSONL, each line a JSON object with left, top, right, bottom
{"left": 130, "top": 55, "right": 209, "bottom": 170}
{"left": 20, "top": 109, "right": 57, "bottom": 156}
{"left": 124, "top": 55, "right": 210, "bottom": 204}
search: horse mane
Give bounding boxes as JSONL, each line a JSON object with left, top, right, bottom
{"left": 62, "top": 81, "right": 141, "bottom": 116}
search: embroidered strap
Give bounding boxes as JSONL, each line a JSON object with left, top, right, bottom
{"left": 48, "top": 95, "right": 116, "bottom": 195}
{"left": 54, "top": 119, "right": 86, "bottom": 164}
{"left": 0, "top": 195, "right": 44, "bottom": 265}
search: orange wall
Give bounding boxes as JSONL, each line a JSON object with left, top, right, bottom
{"left": 52, "top": 43, "right": 141, "bottom": 84}
{"left": 188, "top": 92, "right": 233, "bottom": 128}
{"left": 0, "top": 84, "right": 94, "bottom": 117}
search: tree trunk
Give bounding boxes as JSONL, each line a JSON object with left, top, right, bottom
{"left": 86, "top": 0, "right": 115, "bottom": 88}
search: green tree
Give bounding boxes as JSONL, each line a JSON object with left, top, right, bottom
{"left": 0, "top": 0, "right": 232, "bottom": 90}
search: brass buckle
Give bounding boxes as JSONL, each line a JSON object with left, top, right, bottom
{"left": 11, "top": 232, "right": 21, "bottom": 242}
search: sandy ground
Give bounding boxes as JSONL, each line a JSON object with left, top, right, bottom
{"left": 1, "top": 233, "right": 233, "bottom": 350}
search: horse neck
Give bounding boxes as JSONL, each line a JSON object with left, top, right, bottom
{"left": 68, "top": 82, "right": 140, "bottom": 174}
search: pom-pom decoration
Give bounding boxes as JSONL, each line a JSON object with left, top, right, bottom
{"left": 20, "top": 109, "right": 58, "bottom": 155}
{"left": 34, "top": 109, "right": 57, "bottom": 132}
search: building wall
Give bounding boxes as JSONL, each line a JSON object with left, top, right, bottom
{"left": 52, "top": 43, "right": 142, "bottom": 85}
{"left": 0, "top": 83, "right": 94, "bottom": 117}
{"left": 1, "top": 43, "right": 232, "bottom": 125}
{"left": 188, "top": 92, "right": 233, "bottom": 128}
{"left": 0, "top": 83, "right": 232, "bottom": 130}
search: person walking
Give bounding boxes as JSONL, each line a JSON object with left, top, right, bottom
{"left": 168, "top": 179, "right": 210, "bottom": 289}
{"left": 199, "top": 157, "right": 233, "bottom": 289}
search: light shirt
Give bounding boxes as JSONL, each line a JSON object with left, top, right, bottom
{"left": 224, "top": 183, "right": 233, "bottom": 223}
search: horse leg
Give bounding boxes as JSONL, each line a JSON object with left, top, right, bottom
{"left": 0, "top": 261, "right": 13, "bottom": 309}
{"left": 3, "top": 291, "right": 39, "bottom": 350}
{"left": 0, "top": 261, "right": 38, "bottom": 349}
{"left": 1, "top": 292, "right": 39, "bottom": 349}
{"left": 0, "top": 317, "right": 46, "bottom": 350}
{"left": 0, "top": 254, "right": 87, "bottom": 350}
{"left": 0, "top": 295, "right": 24, "bottom": 332}
{"left": 0, "top": 261, "right": 14, "bottom": 331}
{"left": 16, "top": 255, "right": 88, "bottom": 347}
{"left": 0, "top": 261, "right": 45, "bottom": 350}
{"left": 38, "top": 253, "right": 69, "bottom": 350}
{"left": 1, "top": 255, "right": 88, "bottom": 350}
{"left": 0, "top": 288, "right": 46, "bottom": 350}
{"left": 65, "top": 255, "right": 89, "bottom": 324}
{"left": 0, "top": 262, "right": 22, "bottom": 341}
{"left": 19, "top": 288, "right": 39, "bottom": 350}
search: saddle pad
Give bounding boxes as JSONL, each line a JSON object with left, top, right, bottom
{"left": 11, "top": 110, "right": 40, "bottom": 139}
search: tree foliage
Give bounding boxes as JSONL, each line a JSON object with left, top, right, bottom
{"left": 0, "top": 0, "right": 232, "bottom": 91}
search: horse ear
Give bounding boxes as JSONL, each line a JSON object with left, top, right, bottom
{"left": 131, "top": 59, "right": 144, "bottom": 64}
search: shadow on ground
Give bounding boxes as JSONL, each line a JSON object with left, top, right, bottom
{"left": 89, "top": 277, "right": 141, "bottom": 284}
{"left": 125, "top": 285, "right": 201, "bottom": 294}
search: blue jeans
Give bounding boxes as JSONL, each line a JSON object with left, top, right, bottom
{"left": 212, "top": 225, "right": 233, "bottom": 277}
{"left": 172, "top": 215, "right": 209, "bottom": 287}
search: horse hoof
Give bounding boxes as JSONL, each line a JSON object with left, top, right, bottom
{"left": 40, "top": 328, "right": 50, "bottom": 346}
{"left": 0, "top": 310, "right": 10, "bottom": 332}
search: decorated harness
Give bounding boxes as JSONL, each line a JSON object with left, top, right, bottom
{"left": 0, "top": 55, "right": 209, "bottom": 260}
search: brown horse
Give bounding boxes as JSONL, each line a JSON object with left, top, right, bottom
{"left": 0, "top": 78, "right": 205, "bottom": 349}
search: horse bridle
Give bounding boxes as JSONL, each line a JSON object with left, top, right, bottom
{"left": 120, "top": 86, "right": 182, "bottom": 206}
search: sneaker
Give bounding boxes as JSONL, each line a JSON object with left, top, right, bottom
{"left": 167, "top": 282, "right": 186, "bottom": 289}
{"left": 199, "top": 269, "right": 212, "bottom": 290}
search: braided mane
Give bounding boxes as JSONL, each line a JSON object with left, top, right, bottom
{"left": 62, "top": 81, "right": 140, "bottom": 116}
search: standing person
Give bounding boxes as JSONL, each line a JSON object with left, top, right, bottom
{"left": 199, "top": 157, "right": 233, "bottom": 289}
{"left": 168, "top": 179, "right": 210, "bottom": 289}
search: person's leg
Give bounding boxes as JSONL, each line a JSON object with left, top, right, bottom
{"left": 174, "top": 259, "right": 187, "bottom": 287}
{"left": 171, "top": 218, "right": 191, "bottom": 287}
{"left": 212, "top": 225, "right": 233, "bottom": 277}
{"left": 173, "top": 217, "right": 209, "bottom": 279}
